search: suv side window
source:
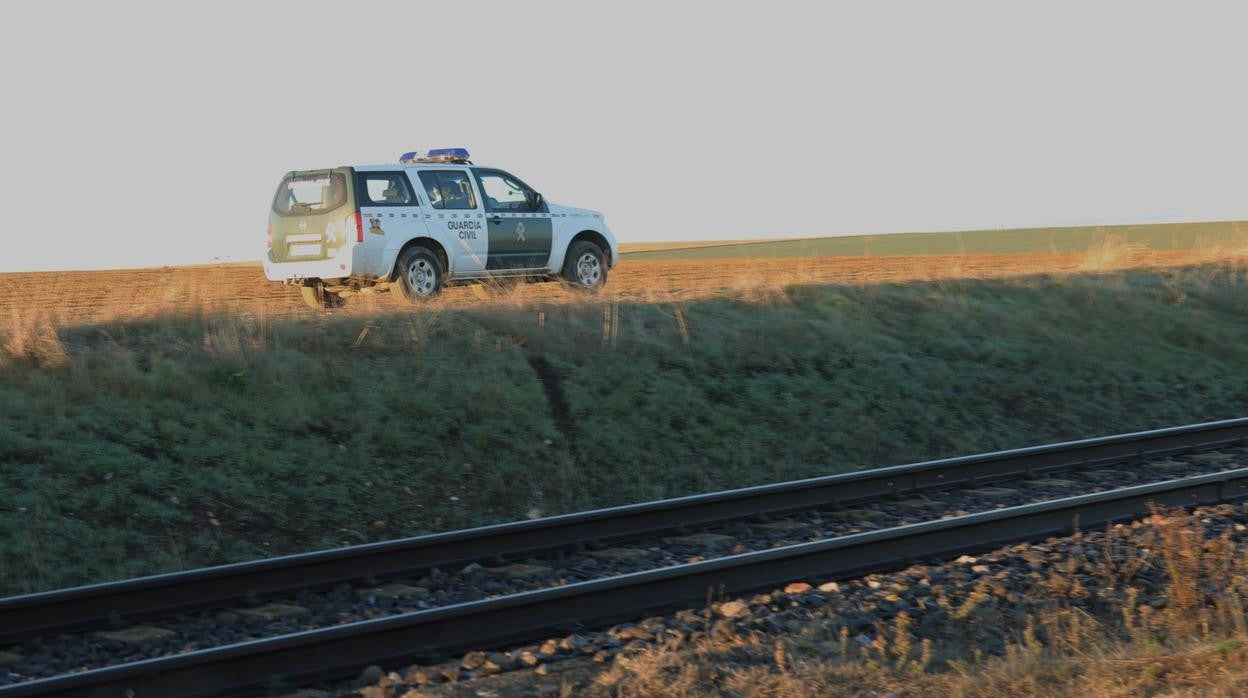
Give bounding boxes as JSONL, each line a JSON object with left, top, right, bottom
{"left": 358, "top": 172, "right": 417, "bottom": 206}
{"left": 474, "top": 169, "right": 538, "bottom": 212}
{"left": 418, "top": 171, "right": 477, "bottom": 210}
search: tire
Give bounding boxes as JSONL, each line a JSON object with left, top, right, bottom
{"left": 393, "top": 246, "right": 444, "bottom": 302}
{"left": 300, "top": 282, "right": 345, "bottom": 310}
{"left": 561, "top": 241, "right": 608, "bottom": 291}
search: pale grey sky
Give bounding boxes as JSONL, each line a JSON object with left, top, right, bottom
{"left": 1, "top": 1, "right": 1245, "bottom": 271}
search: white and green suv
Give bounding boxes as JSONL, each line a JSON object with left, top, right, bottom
{"left": 265, "top": 148, "right": 618, "bottom": 309}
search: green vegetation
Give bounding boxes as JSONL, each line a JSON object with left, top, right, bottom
{"left": 3, "top": 263, "right": 1248, "bottom": 594}
{"left": 623, "top": 220, "right": 1247, "bottom": 259}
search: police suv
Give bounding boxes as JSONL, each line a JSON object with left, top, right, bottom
{"left": 264, "top": 148, "right": 618, "bottom": 309}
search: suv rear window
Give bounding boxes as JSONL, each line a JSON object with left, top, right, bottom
{"left": 273, "top": 172, "right": 348, "bottom": 216}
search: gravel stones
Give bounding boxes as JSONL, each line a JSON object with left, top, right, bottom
{"left": 559, "top": 634, "right": 591, "bottom": 652}
{"left": 1025, "top": 478, "right": 1075, "bottom": 487}
{"left": 372, "top": 501, "right": 1248, "bottom": 697}
{"left": 751, "top": 521, "right": 813, "bottom": 533}
{"left": 354, "top": 584, "right": 427, "bottom": 602}
{"left": 355, "top": 665, "right": 386, "bottom": 687}
{"left": 486, "top": 652, "right": 512, "bottom": 671}
{"left": 91, "top": 626, "right": 177, "bottom": 644}
{"left": 232, "top": 603, "right": 310, "bottom": 622}
{"left": 585, "top": 547, "right": 655, "bottom": 562}
{"left": 964, "top": 486, "right": 1018, "bottom": 498}
{"left": 609, "top": 626, "right": 654, "bottom": 642}
{"left": 459, "top": 651, "right": 486, "bottom": 671}
{"left": 1190, "top": 452, "right": 1233, "bottom": 462}
{"left": 844, "top": 508, "right": 891, "bottom": 522}
{"left": 664, "top": 533, "right": 736, "bottom": 547}
{"left": 486, "top": 563, "right": 552, "bottom": 579}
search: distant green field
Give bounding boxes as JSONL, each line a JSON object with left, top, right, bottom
{"left": 623, "top": 220, "right": 1247, "bottom": 260}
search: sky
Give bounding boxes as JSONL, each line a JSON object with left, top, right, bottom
{"left": 1, "top": 1, "right": 1246, "bottom": 272}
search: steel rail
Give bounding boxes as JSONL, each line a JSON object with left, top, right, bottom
{"left": 6, "top": 466, "right": 1248, "bottom": 697}
{"left": 1, "top": 417, "right": 1245, "bottom": 646}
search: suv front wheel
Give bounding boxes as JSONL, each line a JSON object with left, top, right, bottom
{"left": 561, "top": 241, "right": 607, "bottom": 291}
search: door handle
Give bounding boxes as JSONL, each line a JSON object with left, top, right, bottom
{"left": 490, "top": 216, "right": 503, "bottom": 225}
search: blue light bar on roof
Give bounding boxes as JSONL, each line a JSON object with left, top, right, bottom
{"left": 399, "top": 148, "right": 471, "bottom": 164}
{"left": 427, "top": 148, "right": 470, "bottom": 160}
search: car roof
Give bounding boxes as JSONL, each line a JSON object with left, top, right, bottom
{"left": 354, "top": 163, "right": 483, "bottom": 172}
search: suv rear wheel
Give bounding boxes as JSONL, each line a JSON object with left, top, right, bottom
{"left": 561, "top": 241, "right": 607, "bottom": 291}
{"left": 394, "top": 246, "right": 444, "bottom": 302}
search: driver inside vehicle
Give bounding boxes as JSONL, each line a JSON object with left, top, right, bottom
{"left": 381, "top": 179, "right": 408, "bottom": 204}
{"left": 424, "top": 181, "right": 443, "bottom": 207}
{"left": 442, "top": 179, "right": 468, "bottom": 206}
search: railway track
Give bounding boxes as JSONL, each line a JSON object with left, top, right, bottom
{"left": 2, "top": 418, "right": 1248, "bottom": 696}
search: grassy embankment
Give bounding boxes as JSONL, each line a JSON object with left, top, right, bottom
{"left": 2, "top": 260, "right": 1248, "bottom": 595}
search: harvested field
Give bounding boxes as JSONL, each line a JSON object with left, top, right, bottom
{"left": 623, "top": 220, "right": 1248, "bottom": 260}
{"left": 0, "top": 247, "right": 1235, "bottom": 329}
{"left": 619, "top": 240, "right": 771, "bottom": 253}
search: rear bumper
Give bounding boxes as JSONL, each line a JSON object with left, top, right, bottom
{"left": 263, "top": 254, "right": 353, "bottom": 283}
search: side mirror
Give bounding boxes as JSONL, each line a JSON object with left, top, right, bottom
{"left": 530, "top": 192, "right": 544, "bottom": 210}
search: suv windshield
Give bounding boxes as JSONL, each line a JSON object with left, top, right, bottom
{"left": 273, "top": 172, "right": 348, "bottom": 216}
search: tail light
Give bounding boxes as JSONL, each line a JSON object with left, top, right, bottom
{"left": 353, "top": 211, "right": 364, "bottom": 243}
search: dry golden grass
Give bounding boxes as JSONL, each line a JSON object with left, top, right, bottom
{"left": 619, "top": 240, "right": 772, "bottom": 253}
{"left": 1, "top": 311, "right": 68, "bottom": 368}
{"left": 2, "top": 245, "right": 1243, "bottom": 370}
{"left": 1, "top": 245, "right": 1243, "bottom": 337}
